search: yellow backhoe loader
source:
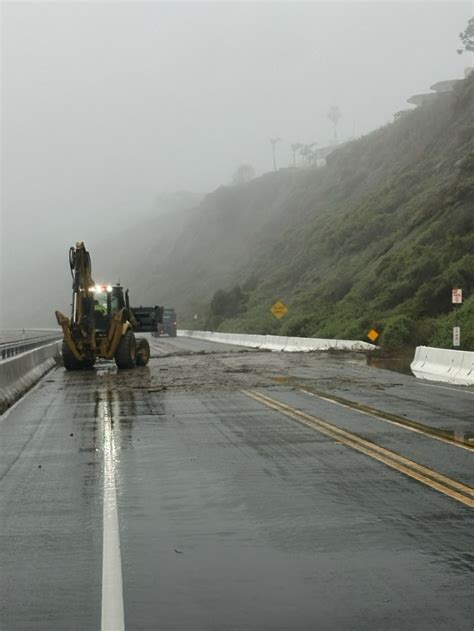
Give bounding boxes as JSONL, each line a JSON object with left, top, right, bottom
{"left": 55, "top": 241, "right": 162, "bottom": 370}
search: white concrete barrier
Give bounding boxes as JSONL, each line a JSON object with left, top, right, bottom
{"left": 284, "top": 337, "right": 325, "bottom": 352}
{"left": 178, "top": 330, "right": 376, "bottom": 353}
{"left": 410, "top": 346, "right": 474, "bottom": 386}
{"left": 458, "top": 352, "right": 474, "bottom": 384}
{"left": 264, "top": 335, "right": 289, "bottom": 351}
{"left": 283, "top": 336, "right": 371, "bottom": 352}
{"left": 241, "top": 334, "right": 267, "bottom": 348}
{"left": 0, "top": 340, "right": 61, "bottom": 414}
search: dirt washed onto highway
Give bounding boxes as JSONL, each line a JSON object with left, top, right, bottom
{"left": 92, "top": 348, "right": 274, "bottom": 393}
{"left": 88, "top": 337, "right": 400, "bottom": 395}
{"left": 54, "top": 335, "right": 473, "bottom": 454}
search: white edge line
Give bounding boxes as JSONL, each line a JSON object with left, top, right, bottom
{"left": 418, "top": 382, "right": 474, "bottom": 395}
{"left": 101, "top": 400, "right": 125, "bottom": 631}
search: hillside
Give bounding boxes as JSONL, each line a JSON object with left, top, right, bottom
{"left": 46, "top": 74, "right": 473, "bottom": 350}
{"left": 110, "top": 74, "right": 473, "bottom": 350}
{"left": 211, "top": 73, "right": 474, "bottom": 349}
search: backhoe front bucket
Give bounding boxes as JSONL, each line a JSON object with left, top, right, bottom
{"left": 103, "top": 311, "right": 128, "bottom": 359}
{"left": 55, "top": 311, "right": 83, "bottom": 361}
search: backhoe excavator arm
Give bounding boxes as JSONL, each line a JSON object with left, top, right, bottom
{"left": 69, "top": 241, "right": 95, "bottom": 325}
{"left": 55, "top": 241, "right": 96, "bottom": 360}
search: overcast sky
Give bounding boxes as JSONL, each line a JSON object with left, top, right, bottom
{"left": 1, "top": 1, "right": 472, "bottom": 325}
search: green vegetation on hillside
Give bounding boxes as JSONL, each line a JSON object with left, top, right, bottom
{"left": 198, "top": 75, "right": 474, "bottom": 350}
{"left": 89, "top": 75, "right": 473, "bottom": 352}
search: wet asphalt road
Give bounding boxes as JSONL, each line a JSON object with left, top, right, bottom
{"left": 1, "top": 335, "right": 473, "bottom": 630}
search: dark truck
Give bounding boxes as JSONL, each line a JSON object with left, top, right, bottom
{"left": 158, "top": 307, "right": 177, "bottom": 337}
{"left": 133, "top": 304, "right": 164, "bottom": 335}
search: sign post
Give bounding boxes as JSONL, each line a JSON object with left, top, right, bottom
{"left": 451, "top": 288, "right": 462, "bottom": 349}
{"left": 367, "top": 329, "right": 379, "bottom": 343}
{"left": 453, "top": 327, "right": 461, "bottom": 347}
{"left": 451, "top": 288, "right": 462, "bottom": 304}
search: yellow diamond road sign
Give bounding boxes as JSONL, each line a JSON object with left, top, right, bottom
{"left": 271, "top": 300, "right": 288, "bottom": 319}
{"left": 367, "top": 329, "right": 379, "bottom": 343}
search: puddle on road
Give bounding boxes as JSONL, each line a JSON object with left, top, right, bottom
{"left": 367, "top": 354, "right": 414, "bottom": 376}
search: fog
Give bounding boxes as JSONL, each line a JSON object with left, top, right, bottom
{"left": 1, "top": 1, "right": 472, "bottom": 327}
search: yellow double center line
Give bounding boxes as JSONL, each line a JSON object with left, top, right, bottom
{"left": 245, "top": 390, "right": 474, "bottom": 508}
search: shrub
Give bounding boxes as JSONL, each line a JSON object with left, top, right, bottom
{"left": 281, "top": 314, "right": 314, "bottom": 337}
{"left": 209, "top": 285, "right": 248, "bottom": 319}
{"left": 381, "top": 314, "right": 415, "bottom": 349}
{"left": 429, "top": 296, "right": 474, "bottom": 350}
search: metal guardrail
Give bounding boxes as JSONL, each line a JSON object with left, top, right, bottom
{"left": 0, "top": 330, "right": 62, "bottom": 361}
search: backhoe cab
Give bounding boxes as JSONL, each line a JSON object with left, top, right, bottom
{"left": 55, "top": 241, "right": 162, "bottom": 370}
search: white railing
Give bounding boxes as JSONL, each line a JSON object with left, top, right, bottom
{"left": 0, "top": 329, "right": 62, "bottom": 360}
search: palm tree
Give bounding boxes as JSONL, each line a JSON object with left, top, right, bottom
{"left": 290, "top": 142, "right": 303, "bottom": 168}
{"left": 327, "top": 105, "right": 342, "bottom": 143}
{"left": 270, "top": 137, "right": 282, "bottom": 171}
{"left": 300, "top": 142, "right": 318, "bottom": 167}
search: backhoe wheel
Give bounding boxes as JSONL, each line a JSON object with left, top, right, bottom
{"left": 62, "top": 340, "right": 82, "bottom": 370}
{"left": 115, "top": 330, "right": 137, "bottom": 369}
{"left": 62, "top": 340, "right": 95, "bottom": 370}
{"left": 81, "top": 358, "right": 96, "bottom": 370}
{"left": 136, "top": 339, "right": 150, "bottom": 366}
